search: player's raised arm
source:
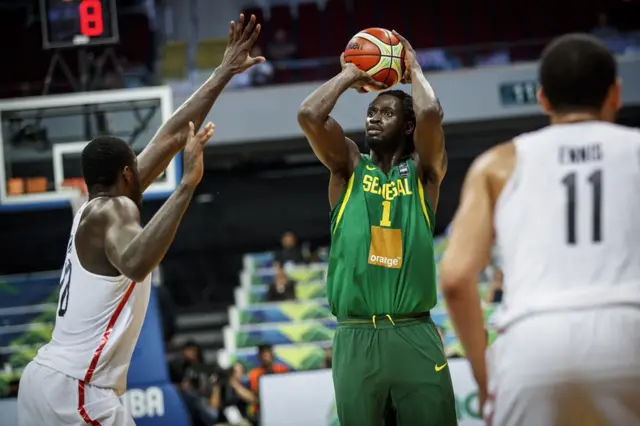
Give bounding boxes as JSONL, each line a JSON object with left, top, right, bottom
{"left": 104, "top": 122, "right": 214, "bottom": 282}
{"left": 439, "top": 142, "right": 514, "bottom": 409}
{"left": 297, "top": 55, "right": 385, "bottom": 178}
{"left": 393, "top": 31, "right": 447, "bottom": 187}
{"left": 136, "top": 14, "right": 265, "bottom": 191}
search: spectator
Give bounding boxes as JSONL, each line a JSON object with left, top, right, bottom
{"left": 591, "top": 13, "right": 618, "bottom": 39}
{"left": 170, "top": 341, "right": 220, "bottom": 426}
{"left": 155, "top": 279, "right": 177, "bottom": 347}
{"left": 485, "top": 268, "right": 504, "bottom": 304}
{"left": 274, "top": 231, "right": 304, "bottom": 270}
{"left": 248, "top": 46, "right": 274, "bottom": 86}
{"left": 229, "top": 46, "right": 274, "bottom": 89}
{"left": 2, "top": 378, "right": 19, "bottom": 398}
{"left": 321, "top": 347, "right": 332, "bottom": 369}
{"left": 266, "top": 28, "right": 297, "bottom": 60}
{"left": 266, "top": 268, "right": 296, "bottom": 302}
{"left": 247, "top": 344, "right": 289, "bottom": 419}
{"left": 211, "top": 362, "right": 254, "bottom": 426}
{"left": 307, "top": 242, "right": 322, "bottom": 263}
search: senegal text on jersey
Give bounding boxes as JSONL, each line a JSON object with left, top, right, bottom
{"left": 362, "top": 175, "right": 414, "bottom": 201}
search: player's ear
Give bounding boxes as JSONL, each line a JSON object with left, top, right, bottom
{"left": 536, "top": 87, "right": 552, "bottom": 115}
{"left": 404, "top": 120, "right": 415, "bottom": 136}
{"left": 122, "top": 166, "right": 133, "bottom": 184}
{"left": 607, "top": 78, "right": 622, "bottom": 112}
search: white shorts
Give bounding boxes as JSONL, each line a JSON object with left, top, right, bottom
{"left": 17, "top": 361, "right": 135, "bottom": 426}
{"left": 486, "top": 306, "right": 640, "bottom": 426}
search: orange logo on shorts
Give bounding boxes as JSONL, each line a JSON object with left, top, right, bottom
{"left": 368, "top": 226, "right": 403, "bottom": 269}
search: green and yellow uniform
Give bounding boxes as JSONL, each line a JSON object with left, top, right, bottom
{"left": 327, "top": 154, "right": 456, "bottom": 426}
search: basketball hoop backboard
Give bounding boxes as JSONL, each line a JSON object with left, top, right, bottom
{"left": 0, "top": 86, "right": 179, "bottom": 212}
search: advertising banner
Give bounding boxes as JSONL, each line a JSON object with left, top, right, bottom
{"left": 260, "top": 358, "right": 483, "bottom": 426}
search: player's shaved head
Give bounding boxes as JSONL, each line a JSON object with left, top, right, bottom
{"left": 82, "top": 136, "right": 136, "bottom": 192}
{"left": 539, "top": 33, "right": 617, "bottom": 113}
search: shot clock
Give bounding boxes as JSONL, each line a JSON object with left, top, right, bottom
{"left": 40, "top": 0, "right": 119, "bottom": 49}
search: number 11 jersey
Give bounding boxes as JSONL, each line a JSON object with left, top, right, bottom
{"left": 327, "top": 154, "right": 437, "bottom": 318}
{"left": 495, "top": 121, "right": 640, "bottom": 329}
{"left": 34, "top": 200, "right": 151, "bottom": 396}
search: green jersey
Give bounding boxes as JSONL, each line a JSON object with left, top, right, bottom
{"left": 327, "top": 154, "right": 437, "bottom": 318}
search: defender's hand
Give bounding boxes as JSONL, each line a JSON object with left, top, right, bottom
{"left": 340, "top": 53, "right": 386, "bottom": 93}
{"left": 220, "top": 14, "right": 266, "bottom": 75}
{"left": 392, "top": 30, "right": 419, "bottom": 84}
{"left": 182, "top": 121, "right": 214, "bottom": 187}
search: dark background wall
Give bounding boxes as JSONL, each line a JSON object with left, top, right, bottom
{"left": 2, "top": 110, "right": 639, "bottom": 308}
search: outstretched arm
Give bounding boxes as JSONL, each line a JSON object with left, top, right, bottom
{"left": 393, "top": 31, "right": 447, "bottom": 186}
{"left": 137, "top": 14, "right": 265, "bottom": 190}
{"left": 298, "top": 58, "right": 385, "bottom": 178}
{"left": 105, "top": 122, "right": 214, "bottom": 282}
{"left": 439, "top": 143, "right": 514, "bottom": 409}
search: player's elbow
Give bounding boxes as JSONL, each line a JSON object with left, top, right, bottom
{"left": 118, "top": 260, "right": 151, "bottom": 283}
{"left": 439, "top": 263, "right": 474, "bottom": 299}
{"left": 415, "top": 104, "right": 442, "bottom": 127}
{"left": 297, "top": 105, "right": 321, "bottom": 127}
{"left": 127, "top": 270, "right": 150, "bottom": 284}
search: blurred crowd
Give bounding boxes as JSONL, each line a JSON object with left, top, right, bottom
{"left": 167, "top": 230, "right": 331, "bottom": 426}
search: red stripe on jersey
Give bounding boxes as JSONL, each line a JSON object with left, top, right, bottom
{"left": 78, "top": 381, "right": 102, "bottom": 426}
{"left": 77, "top": 281, "right": 137, "bottom": 425}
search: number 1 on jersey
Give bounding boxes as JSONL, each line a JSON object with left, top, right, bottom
{"left": 380, "top": 200, "right": 392, "bottom": 227}
{"left": 561, "top": 169, "right": 602, "bottom": 245}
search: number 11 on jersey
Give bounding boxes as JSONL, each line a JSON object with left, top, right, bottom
{"left": 561, "top": 169, "right": 602, "bottom": 245}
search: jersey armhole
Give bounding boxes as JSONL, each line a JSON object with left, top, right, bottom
{"left": 330, "top": 155, "right": 363, "bottom": 234}
{"left": 415, "top": 171, "right": 436, "bottom": 234}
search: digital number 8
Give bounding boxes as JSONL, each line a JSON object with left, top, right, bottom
{"left": 79, "top": 0, "right": 104, "bottom": 37}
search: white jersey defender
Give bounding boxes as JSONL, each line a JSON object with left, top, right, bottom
{"left": 488, "top": 121, "right": 640, "bottom": 426}
{"left": 18, "top": 201, "right": 151, "bottom": 426}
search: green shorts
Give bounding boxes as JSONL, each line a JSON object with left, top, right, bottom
{"left": 332, "top": 314, "right": 457, "bottom": 426}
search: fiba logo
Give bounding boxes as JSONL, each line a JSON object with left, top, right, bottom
{"left": 120, "top": 387, "right": 165, "bottom": 419}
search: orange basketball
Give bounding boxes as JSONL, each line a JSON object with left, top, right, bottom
{"left": 344, "top": 28, "right": 405, "bottom": 90}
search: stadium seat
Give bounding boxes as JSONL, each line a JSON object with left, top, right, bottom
{"left": 222, "top": 237, "right": 501, "bottom": 372}
{"left": 324, "top": 0, "right": 352, "bottom": 56}
{"left": 298, "top": 3, "right": 324, "bottom": 59}
{"left": 352, "top": 0, "right": 379, "bottom": 30}
{"left": 160, "top": 41, "right": 188, "bottom": 80}
{"left": 195, "top": 38, "right": 228, "bottom": 70}
{"left": 407, "top": 1, "right": 438, "bottom": 48}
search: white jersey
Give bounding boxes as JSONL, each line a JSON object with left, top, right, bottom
{"left": 34, "top": 201, "right": 151, "bottom": 395}
{"left": 494, "top": 121, "right": 640, "bottom": 329}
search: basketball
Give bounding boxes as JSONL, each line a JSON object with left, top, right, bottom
{"left": 344, "top": 28, "right": 405, "bottom": 90}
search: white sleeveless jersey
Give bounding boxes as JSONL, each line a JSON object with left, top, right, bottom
{"left": 495, "top": 121, "right": 640, "bottom": 329}
{"left": 34, "top": 201, "right": 151, "bottom": 395}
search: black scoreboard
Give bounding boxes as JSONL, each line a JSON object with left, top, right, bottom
{"left": 40, "top": 0, "right": 119, "bottom": 49}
